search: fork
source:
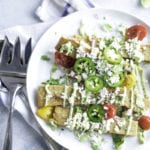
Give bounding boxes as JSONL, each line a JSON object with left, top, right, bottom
{"left": 0, "top": 36, "right": 31, "bottom": 150}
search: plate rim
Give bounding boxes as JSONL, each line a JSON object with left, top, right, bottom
{"left": 26, "top": 8, "right": 150, "bottom": 150}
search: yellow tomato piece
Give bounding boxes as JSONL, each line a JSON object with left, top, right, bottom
{"left": 36, "top": 106, "right": 54, "bottom": 121}
{"left": 124, "top": 74, "right": 136, "bottom": 88}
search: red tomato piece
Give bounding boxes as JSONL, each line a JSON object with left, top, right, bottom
{"left": 138, "top": 115, "right": 150, "bottom": 130}
{"left": 126, "top": 25, "right": 147, "bottom": 41}
{"left": 103, "top": 103, "right": 116, "bottom": 120}
{"left": 55, "top": 51, "right": 76, "bottom": 68}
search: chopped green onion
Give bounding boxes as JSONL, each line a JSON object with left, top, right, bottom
{"left": 48, "top": 119, "right": 58, "bottom": 130}
{"left": 41, "top": 55, "right": 50, "bottom": 61}
{"left": 51, "top": 62, "right": 58, "bottom": 73}
{"left": 42, "top": 78, "right": 59, "bottom": 85}
{"left": 112, "top": 134, "right": 125, "bottom": 150}
{"left": 101, "top": 23, "right": 113, "bottom": 32}
{"left": 138, "top": 128, "right": 145, "bottom": 144}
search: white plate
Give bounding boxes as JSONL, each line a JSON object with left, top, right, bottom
{"left": 27, "top": 8, "right": 150, "bottom": 150}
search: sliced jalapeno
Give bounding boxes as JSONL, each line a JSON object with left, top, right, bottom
{"left": 87, "top": 104, "right": 105, "bottom": 122}
{"left": 103, "top": 47, "right": 122, "bottom": 64}
{"left": 85, "top": 76, "right": 104, "bottom": 93}
{"left": 74, "top": 57, "right": 95, "bottom": 74}
{"left": 105, "top": 72, "right": 125, "bottom": 88}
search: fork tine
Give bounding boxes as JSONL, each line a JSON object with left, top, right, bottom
{"left": 0, "top": 40, "right": 4, "bottom": 53}
{"left": 10, "top": 37, "right": 22, "bottom": 65}
{"left": 0, "top": 36, "right": 12, "bottom": 65}
{"left": 24, "top": 38, "right": 32, "bottom": 64}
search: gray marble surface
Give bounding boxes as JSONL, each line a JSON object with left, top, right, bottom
{"left": 0, "top": 101, "right": 51, "bottom": 150}
{"left": 0, "top": 0, "right": 41, "bottom": 30}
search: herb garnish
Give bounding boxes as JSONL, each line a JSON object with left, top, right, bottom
{"left": 41, "top": 55, "right": 50, "bottom": 61}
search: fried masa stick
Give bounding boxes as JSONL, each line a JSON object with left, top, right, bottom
{"left": 51, "top": 106, "right": 138, "bottom": 136}
{"left": 37, "top": 85, "right": 150, "bottom": 111}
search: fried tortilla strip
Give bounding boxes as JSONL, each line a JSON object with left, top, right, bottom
{"left": 144, "top": 98, "right": 150, "bottom": 110}
{"left": 37, "top": 85, "right": 131, "bottom": 108}
{"left": 38, "top": 85, "right": 150, "bottom": 111}
{"left": 37, "top": 85, "right": 73, "bottom": 107}
{"left": 55, "top": 36, "right": 79, "bottom": 57}
{"left": 53, "top": 106, "right": 69, "bottom": 126}
{"left": 109, "top": 118, "right": 138, "bottom": 136}
{"left": 37, "top": 86, "right": 46, "bottom": 108}
{"left": 51, "top": 108, "right": 138, "bottom": 136}
{"left": 46, "top": 97, "right": 64, "bottom": 106}
{"left": 118, "top": 87, "right": 150, "bottom": 111}
{"left": 141, "top": 44, "right": 150, "bottom": 62}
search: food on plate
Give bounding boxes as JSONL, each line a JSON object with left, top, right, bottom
{"left": 126, "top": 25, "right": 147, "bottom": 40}
{"left": 36, "top": 23, "right": 150, "bottom": 150}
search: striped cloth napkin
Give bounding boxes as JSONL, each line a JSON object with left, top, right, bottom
{"left": 36, "top": 0, "right": 96, "bottom": 21}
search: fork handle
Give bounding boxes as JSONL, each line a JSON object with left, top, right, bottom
{"left": 3, "top": 85, "right": 22, "bottom": 150}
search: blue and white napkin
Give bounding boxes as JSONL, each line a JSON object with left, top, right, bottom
{"left": 36, "top": 0, "right": 96, "bottom": 21}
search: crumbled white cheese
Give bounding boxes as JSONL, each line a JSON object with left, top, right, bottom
{"left": 65, "top": 112, "right": 90, "bottom": 131}
{"left": 82, "top": 112, "right": 90, "bottom": 130}
{"left": 106, "top": 49, "right": 120, "bottom": 60}
{"left": 82, "top": 73, "right": 88, "bottom": 79}
{"left": 117, "top": 119, "right": 126, "bottom": 127}
{"left": 90, "top": 122, "right": 100, "bottom": 131}
{"left": 100, "top": 88, "right": 109, "bottom": 98}
{"left": 99, "top": 39, "right": 106, "bottom": 50}
{"left": 70, "top": 70, "right": 76, "bottom": 77}
{"left": 106, "top": 118, "right": 114, "bottom": 131}
{"left": 90, "top": 47, "right": 100, "bottom": 59}
{"left": 109, "top": 74, "right": 120, "bottom": 84}
{"left": 89, "top": 132, "right": 103, "bottom": 149}
{"left": 114, "top": 125, "right": 120, "bottom": 132}
{"left": 125, "top": 109, "right": 133, "bottom": 116}
{"left": 103, "top": 106, "right": 109, "bottom": 110}
{"left": 124, "top": 38, "right": 143, "bottom": 62}
{"left": 60, "top": 41, "right": 75, "bottom": 55}
{"left": 110, "top": 38, "right": 121, "bottom": 50}
{"left": 118, "top": 24, "right": 126, "bottom": 36}
{"left": 107, "top": 70, "right": 113, "bottom": 76}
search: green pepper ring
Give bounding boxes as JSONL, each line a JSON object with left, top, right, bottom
{"left": 85, "top": 76, "right": 104, "bottom": 93}
{"left": 87, "top": 104, "right": 105, "bottom": 123}
{"left": 103, "top": 47, "right": 122, "bottom": 64}
{"left": 105, "top": 72, "right": 125, "bottom": 88}
{"left": 74, "top": 57, "right": 95, "bottom": 74}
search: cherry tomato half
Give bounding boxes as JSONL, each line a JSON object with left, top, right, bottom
{"left": 126, "top": 25, "right": 147, "bottom": 41}
{"left": 55, "top": 51, "right": 76, "bottom": 68}
{"left": 138, "top": 115, "right": 150, "bottom": 130}
{"left": 103, "top": 103, "right": 116, "bottom": 120}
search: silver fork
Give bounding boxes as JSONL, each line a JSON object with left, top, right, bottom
{"left": 0, "top": 37, "right": 31, "bottom": 150}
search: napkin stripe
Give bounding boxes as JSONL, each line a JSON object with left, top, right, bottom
{"left": 62, "top": 3, "right": 71, "bottom": 16}
{"left": 84, "top": 0, "right": 95, "bottom": 8}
